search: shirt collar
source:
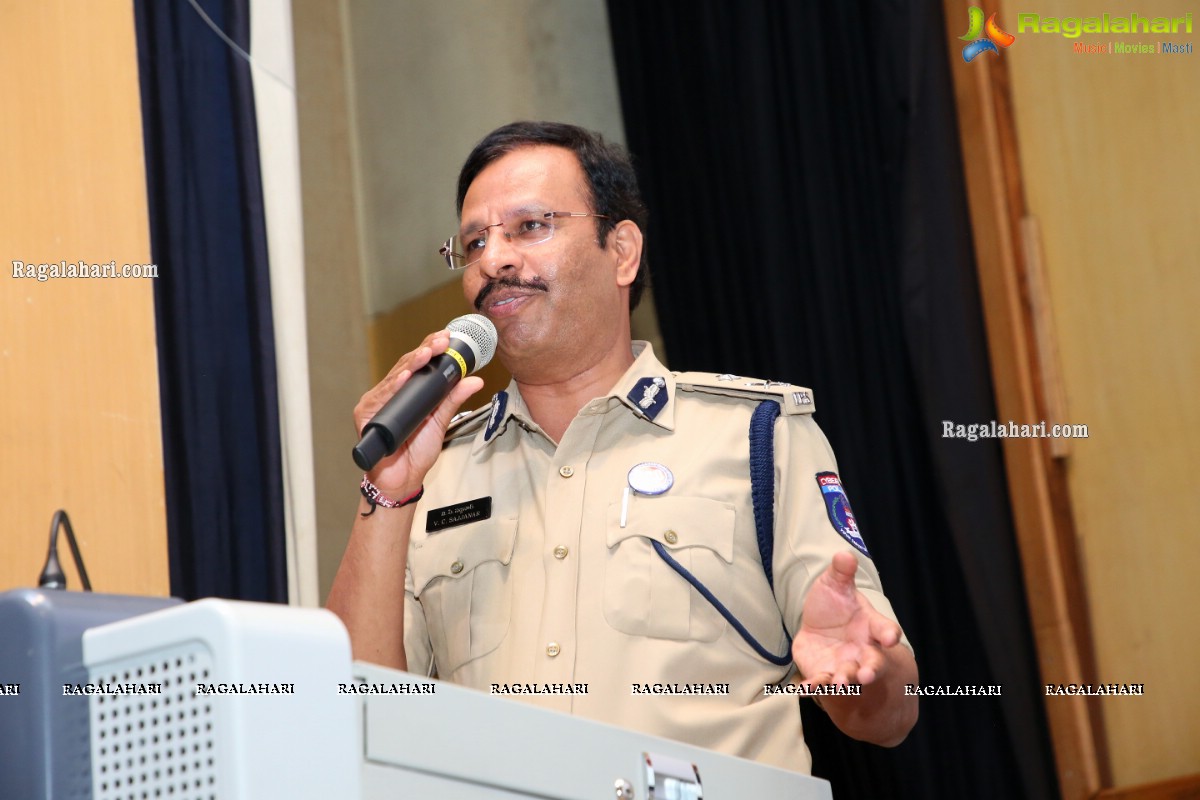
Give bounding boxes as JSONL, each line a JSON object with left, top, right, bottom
{"left": 472, "top": 340, "right": 675, "bottom": 452}
{"left": 612, "top": 341, "right": 676, "bottom": 430}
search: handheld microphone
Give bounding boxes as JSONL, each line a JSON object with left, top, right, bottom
{"left": 352, "top": 314, "right": 498, "bottom": 471}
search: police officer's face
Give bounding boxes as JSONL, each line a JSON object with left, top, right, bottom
{"left": 459, "top": 145, "right": 631, "bottom": 374}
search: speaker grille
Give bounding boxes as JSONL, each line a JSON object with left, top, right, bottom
{"left": 89, "top": 643, "right": 218, "bottom": 800}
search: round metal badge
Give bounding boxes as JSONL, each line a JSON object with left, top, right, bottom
{"left": 627, "top": 462, "right": 674, "bottom": 496}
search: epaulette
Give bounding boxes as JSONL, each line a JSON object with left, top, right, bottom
{"left": 443, "top": 402, "right": 493, "bottom": 442}
{"left": 674, "top": 372, "right": 815, "bottom": 416}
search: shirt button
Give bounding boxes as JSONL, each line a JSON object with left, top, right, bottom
{"left": 664, "top": 530, "right": 678, "bottom": 544}
{"left": 546, "top": 642, "right": 561, "bottom": 657}
{"left": 558, "top": 466, "right": 575, "bottom": 478}
{"left": 553, "top": 545, "right": 569, "bottom": 559}
{"left": 450, "top": 560, "right": 464, "bottom": 574}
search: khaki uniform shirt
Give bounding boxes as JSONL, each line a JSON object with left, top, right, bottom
{"left": 403, "top": 342, "right": 908, "bottom": 773}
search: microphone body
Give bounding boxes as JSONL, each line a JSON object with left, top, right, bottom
{"left": 352, "top": 315, "right": 497, "bottom": 471}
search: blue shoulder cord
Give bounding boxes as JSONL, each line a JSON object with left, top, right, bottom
{"left": 649, "top": 400, "right": 794, "bottom": 666}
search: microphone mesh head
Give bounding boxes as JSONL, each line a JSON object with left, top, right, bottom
{"left": 447, "top": 314, "right": 499, "bottom": 371}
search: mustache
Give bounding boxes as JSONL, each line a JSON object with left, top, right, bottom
{"left": 474, "top": 276, "right": 549, "bottom": 311}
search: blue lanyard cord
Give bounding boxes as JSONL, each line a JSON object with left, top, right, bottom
{"left": 650, "top": 539, "right": 794, "bottom": 667}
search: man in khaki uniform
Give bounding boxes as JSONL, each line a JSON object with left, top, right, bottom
{"left": 328, "top": 121, "right": 918, "bottom": 773}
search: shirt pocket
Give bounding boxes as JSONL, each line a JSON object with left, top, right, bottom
{"left": 409, "top": 518, "right": 517, "bottom": 675}
{"left": 603, "top": 496, "right": 735, "bottom": 642}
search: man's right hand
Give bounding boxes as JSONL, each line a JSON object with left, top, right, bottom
{"left": 353, "top": 328, "right": 486, "bottom": 497}
{"left": 329, "top": 328, "right": 486, "bottom": 670}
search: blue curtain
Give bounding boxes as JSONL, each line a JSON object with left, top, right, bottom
{"left": 133, "top": 0, "right": 287, "bottom": 603}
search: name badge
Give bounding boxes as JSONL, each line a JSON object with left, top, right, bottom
{"left": 426, "top": 497, "right": 492, "bottom": 532}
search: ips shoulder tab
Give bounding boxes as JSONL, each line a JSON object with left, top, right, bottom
{"left": 674, "top": 372, "right": 815, "bottom": 416}
{"left": 444, "top": 402, "right": 492, "bottom": 442}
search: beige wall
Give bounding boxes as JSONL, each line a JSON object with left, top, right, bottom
{"left": 1000, "top": 0, "right": 1200, "bottom": 786}
{"left": 0, "top": 1, "right": 168, "bottom": 596}
{"left": 296, "top": 0, "right": 654, "bottom": 603}
{"left": 293, "top": 0, "right": 375, "bottom": 609}
{"left": 345, "top": 0, "right": 629, "bottom": 316}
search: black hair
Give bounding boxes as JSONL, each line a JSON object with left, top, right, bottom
{"left": 456, "top": 121, "right": 649, "bottom": 311}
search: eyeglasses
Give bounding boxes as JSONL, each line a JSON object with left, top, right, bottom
{"left": 439, "top": 211, "right": 609, "bottom": 271}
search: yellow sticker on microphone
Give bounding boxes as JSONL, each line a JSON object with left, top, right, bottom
{"left": 445, "top": 348, "right": 468, "bottom": 379}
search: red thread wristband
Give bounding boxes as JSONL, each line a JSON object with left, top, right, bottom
{"left": 360, "top": 475, "right": 423, "bottom": 517}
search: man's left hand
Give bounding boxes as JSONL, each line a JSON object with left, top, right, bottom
{"left": 789, "top": 551, "right": 918, "bottom": 746}
{"left": 791, "top": 551, "right": 901, "bottom": 686}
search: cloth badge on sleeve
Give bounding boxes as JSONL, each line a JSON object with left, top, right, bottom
{"left": 627, "top": 376, "right": 668, "bottom": 420}
{"left": 815, "top": 471, "right": 870, "bottom": 558}
{"left": 483, "top": 391, "right": 508, "bottom": 442}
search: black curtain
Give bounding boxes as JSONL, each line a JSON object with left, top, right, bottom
{"left": 133, "top": 0, "right": 287, "bottom": 603}
{"left": 607, "top": 2, "right": 1058, "bottom": 798}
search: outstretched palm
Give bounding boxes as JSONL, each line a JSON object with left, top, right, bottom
{"left": 791, "top": 551, "right": 901, "bottom": 687}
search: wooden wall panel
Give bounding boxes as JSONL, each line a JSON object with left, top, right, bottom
{"left": 942, "top": 2, "right": 1112, "bottom": 795}
{"left": 0, "top": 1, "right": 168, "bottom": 596}
{"left": 998, "top": 0, "right": 1200, "bottom": 788}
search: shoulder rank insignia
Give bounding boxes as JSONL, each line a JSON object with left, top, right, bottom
{"left": 674, "top": 372, "right": 815, "bottom": 415}
{"left": 483, "top": 390, "right": 509, "bottom": 441}
{"left": 444, "top": 394, "right": 499, "bottom": 442}
{"left": 626, "top": 376, "right": 669, "bottom": 421}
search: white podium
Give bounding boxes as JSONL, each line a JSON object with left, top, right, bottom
{"left": 82, "top": 599, "right": 833, "bottom": 800}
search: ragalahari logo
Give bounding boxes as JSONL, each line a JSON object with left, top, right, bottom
{"left": 960, "top": 6, "right": 1016, "bottom": 61}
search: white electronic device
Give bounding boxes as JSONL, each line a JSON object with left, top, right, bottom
{"left": 82, "top": 599, "right": 833, "bottom": 800}
{"left": 82, "top": 598, "right": 359, "bottom": 800}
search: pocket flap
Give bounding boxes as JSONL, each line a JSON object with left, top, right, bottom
{"left": 410, "top": 518, "right": 517, "bottom": 597}
{"left": 606, "top": 496, "right": 735, "bottom": 563}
